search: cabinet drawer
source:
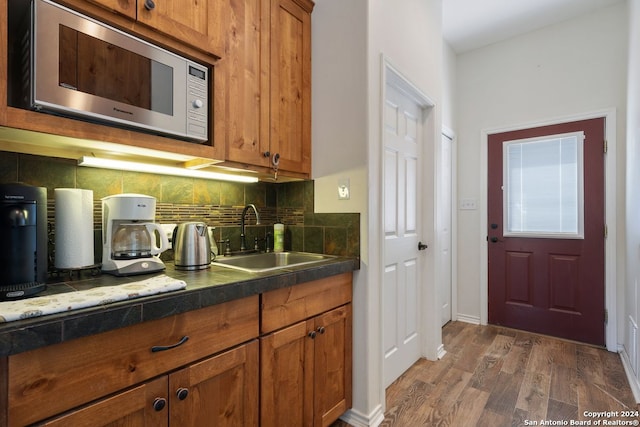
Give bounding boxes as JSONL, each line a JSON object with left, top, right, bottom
{"left": 261, "top": 272, "right": 352, "bottom": 333}
{"left": 38, "top": 376, "right": 168, "bottom": 427}
{"left": 8, "top": 296, "right": 259, "bottom": 426}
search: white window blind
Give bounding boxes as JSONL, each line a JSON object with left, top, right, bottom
{"left": 503, "top": 131, "right": 584, "bottom": 239}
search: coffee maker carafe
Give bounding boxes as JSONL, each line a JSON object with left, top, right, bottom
{"left": 102, "top": 194, "right": 169, "bottom": 276}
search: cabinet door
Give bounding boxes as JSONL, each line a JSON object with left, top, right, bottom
{"left": 314, "top": 305, "right": 353, "bottom": 427}
{"left": 137, "top": 0, "right": 224, "bottom": 55}
{"left": 38, "top": 377, "right": 168, "bottom": 427}
{"left": 261, "top": 320, "right": 315, "bottom": 427}
{"left": 269, "top": 0, "right": 312, "bottom": 174}
{"left": 169, "top": 340, "right": 259, "bottom": 427}
{"left": 215, "top": 0, "right": 270, "bottom": 168}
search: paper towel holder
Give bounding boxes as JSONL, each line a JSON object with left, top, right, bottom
{"left": 53, "top": 188, "right": 100, "bottom": 280}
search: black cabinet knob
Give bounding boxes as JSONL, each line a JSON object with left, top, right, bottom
{"left": 144, "top": 0, "right": 155, "bottom": 10}
{"left": 308, "top": 331, "right": 317, "bottom": 339}
{"left": 317, "top": 326, "right": 326, "bottom": 335}
{"left": 152, "top": 397, "right": 167, "bottom": 412}
{"left": 176, "top": 388, "right": 189, "bottom": 400}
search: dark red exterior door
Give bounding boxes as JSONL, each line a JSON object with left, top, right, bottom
{"left": 488, "top": 118, "right": 605, "bottom": 345}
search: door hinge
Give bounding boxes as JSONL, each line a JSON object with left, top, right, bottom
{"left": 604, "top": 224, "right": 608, "bottom": 238}
{"left": 605, "top": 308, "right": 608, "bottom": 324}
{"left": 604, "top": 139, "right": 608, "bottom": 153}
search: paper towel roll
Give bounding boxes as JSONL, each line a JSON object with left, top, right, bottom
{"left": 55, "top": 188, "right": 95, "bottom": 269}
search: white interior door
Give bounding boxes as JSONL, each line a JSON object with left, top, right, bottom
{"left": 440, "top": 133, "right": 453, "bottom": 326}
{"left": 382, "top": 81, "right": 424, "bottom": 388}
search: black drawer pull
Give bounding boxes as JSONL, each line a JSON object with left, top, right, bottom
{"left": 151, "top": 335, "right": 189, "bottom": 352}
{"left": 177, "top": 387, "right": 189, "bottom": 400}
{"left": 153, "top": 397, "right": 167, "bottom": 411}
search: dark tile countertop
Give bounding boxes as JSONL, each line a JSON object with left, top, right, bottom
{"left": 0, "top": 256, "right": 359, "bottom": 357}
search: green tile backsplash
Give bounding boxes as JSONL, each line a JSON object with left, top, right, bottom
{"left": 1, "top": 151, "right": 360, "bottom": 268}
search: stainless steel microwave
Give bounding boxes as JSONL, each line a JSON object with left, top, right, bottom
{"left": 11, "top": 0, "right": 209, "bottom": 142}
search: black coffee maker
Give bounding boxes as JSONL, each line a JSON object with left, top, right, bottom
{"left": 0, "top": 183, "right": 47, "bottom": 300}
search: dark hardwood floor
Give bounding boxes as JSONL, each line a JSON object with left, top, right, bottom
{"left": 333, "top": 321, "right": 638, "bottom": 426}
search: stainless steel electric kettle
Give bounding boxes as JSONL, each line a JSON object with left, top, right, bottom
{"left": 172, "top": 222, "right": 212, "bottom": 270}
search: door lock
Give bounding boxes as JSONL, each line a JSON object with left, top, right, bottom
{"left": 418, "top": 242, "right": 428, "bottom": 251}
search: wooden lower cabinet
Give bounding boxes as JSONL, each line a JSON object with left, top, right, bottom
{"left": 2, "top": 274, "right": 352, "bottom": 426}
{"left": 261, "top": 304, "right": 352, "bottom": 427}
{"left": 5, "top": 297, "right": 258, "bottom": 426}
{"left": 313, "top": 305, "right": 353, "bottom": 427}
{"left": 38, "top": 340, "right": 259, "bottom": 427}
{"left": 169, "top": 340, "right": 259, "bottom": 426}
{"left": 38, "top": 376, "right": 169, "bottom": 427}
{"left": 260, "top": 272, "right": 353, "bottom": 426}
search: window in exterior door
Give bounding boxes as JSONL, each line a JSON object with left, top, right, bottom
{"left": 503, "top": 131, "right": 585, "bottom": 239}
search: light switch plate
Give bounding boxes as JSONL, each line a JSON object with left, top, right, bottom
{"left": 459, "top": 198, "right": 477, "bottom": 210}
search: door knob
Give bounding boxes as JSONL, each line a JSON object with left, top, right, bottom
{"left": 418, "top": 242, "right": 428, "bottom": 251}
{"left": 490, "top": 237, "right": 499, "bottom": 243}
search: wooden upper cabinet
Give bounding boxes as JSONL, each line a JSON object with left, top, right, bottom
{"left": 85, "top": 0, "right": 137, "bottom": 19}
{"left": 137, "top": 0, "right": 226, "bottom": 56}
{"left": 216, "top": 0, "right": 313, "bottom": 178}
{"left": 84, "top": 0, "right": 225, "bottom": 56}
{"left": 269, "top": 0, "right": 312, "bottom": 176}
{"left": 214, "top": 0, "right": 268, "bottom": 168}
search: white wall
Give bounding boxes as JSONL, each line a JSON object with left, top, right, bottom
{"left": 312, "top": 0, "right": 444, "bottom": 424}
{"left": 624, "top": 0, "right": 640, "bottom": 399}
{"left": 311, "top": 0, "right": 374, "bottom": 422}
{"left": 442, "top": 41, "right": 457, "bottom": 132}
{"left": 455, "top": 3, "right": 628, "bottom": 325}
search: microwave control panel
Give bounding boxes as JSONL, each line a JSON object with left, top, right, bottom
{"left": 186, "top": 64, "right": 209, "bottom": 141}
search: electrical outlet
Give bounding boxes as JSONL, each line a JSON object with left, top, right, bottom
{"left": 338, "top": 178, "right": 350, "bottom": 200}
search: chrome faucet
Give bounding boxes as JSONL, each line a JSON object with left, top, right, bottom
{"left": 240, "top": 204, "right": 261, "bottom": 251}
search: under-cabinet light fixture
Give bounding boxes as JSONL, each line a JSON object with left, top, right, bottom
{"left": 78, "top": 156, "right": 259, "bottom": 183}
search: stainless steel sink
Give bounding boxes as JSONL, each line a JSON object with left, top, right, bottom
{"left": 212, "top": 251, "right": 336, "bottom": 272}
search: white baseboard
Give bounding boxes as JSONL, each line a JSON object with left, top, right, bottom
{"left": 619, "top": 347, "right": 640, "bottom": 404}
{"left": 456, "top": 313, "right": 481, "bottom": 325}
{"left": 340, "top": 405, "right": 385, "bottom": 427}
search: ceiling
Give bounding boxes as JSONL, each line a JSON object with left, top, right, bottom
{"left": 443, "top": 0, "right": 625, "bottom": 53}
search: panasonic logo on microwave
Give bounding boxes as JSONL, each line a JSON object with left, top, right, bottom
{"left": 113, "top": 107, "right": 133, "bottom": 116}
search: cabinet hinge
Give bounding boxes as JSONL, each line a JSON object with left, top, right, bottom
{"left": 604, "top": 139, "right": 608, "bottom": 153}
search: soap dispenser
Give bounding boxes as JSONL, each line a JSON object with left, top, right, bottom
{"left": 273, "top": 222, "right": 284, "bottom": 252}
